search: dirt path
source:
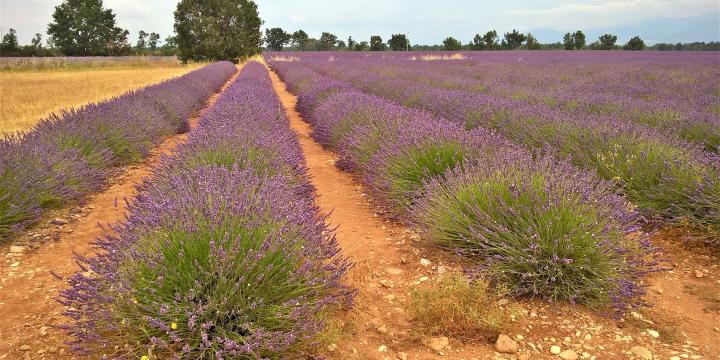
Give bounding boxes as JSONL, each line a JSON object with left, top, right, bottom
{"left": 266, "top": 63, "right": 498, "bottom": 360}
{"left": 0, "top": 66, "right": 242, "bottom": 359}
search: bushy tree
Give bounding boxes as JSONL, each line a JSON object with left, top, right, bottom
{"left": 347, "top": 36, "right": 356, "bottom": 50}
{"left": 291, "top": 30, "right": 309, "bottom": 50}
{"left": 483, "top": 30, "right": 498, "bottom": 49}
{"left": 47, "top": 0, "right": 130, "bottom": 56}
{"left": 563, "top": 30, "right": 585, "bottom": 50}
{"left": 589, "top": 33, "right": 617, "bottom": 50}
{"left": 336, "top": 40, "right": 347, "bottom": 49}
{"left": 264, "top": 27, "right": 291, "bottom": 51}
{"left": 470, "top": 34, "right": 484, "bottom": 50}
{"left": 563, "top": 32, "right": 575, "bottom": 50}
{"left": 370, "top": 35, "right": 385, "bottom": 51}
{"left": 136, "top": 30, "right": 148, "bottom": 50}
{"left": 31, "top": 33, "right": 43, "bottom": 48}
{"left": 599, "top": 34, "right": 617, "bottom": 49}
{"left": 0, "top": 29, "right": 20, "bottom": 56}
{"left": 574, "top": 30, "right": 586, "bottom": 50}
{"left": 525, "top": 33, "right": 541, "bottom": 50}
{"left": 319, "top": 32, "right": 337, "bottom": 50}
{"left": 355, "top": 41, "right": 369, "bottom": 51}
{"left": 148, "top": 32, "right": 160, "bottom": 50}
{"left": 443, "top": 36, "right": 462, "bottom": 51}
{"left": 387, "top": 33, "right": 409, "bottom": 51}
{"left": 503, "top": 29, "right": 526, "bottom": 49}
{"left": 624, "top": 36, "right": 645, "bottom": 50}
{"left": 174, "top": 0, "right": 262, "bottom": 62}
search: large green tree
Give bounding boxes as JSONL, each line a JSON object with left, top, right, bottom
{"left": 624, "top": 36, "right": 645, "bottom": 50}
{"left": 387, "top": 34, "right": 409, "bottom": 51}
{"left": 47, "top": 0, "right": 130, "bottom": 56}
{"left": 370, "top": 35, "right": 385, "bottom": 51}
{"left": 264, "top": 27, "right": 291, "bottom": 51}
{"left": 442, "top": 36, "right": 462, "bottom": 51}
{"left": 563, "top": 32, "right": 575, "bottom": 50}
{"left": 573, "top": 30, "right": 586, "bottom": 50}
{"left": 0, "top": 29, "right": 20, "bottom": 56}
{"left": 291, "top": 30, "right": 309, "bottom": 50}
{"left": 525, "top": 33, "right": 541, "bottom": 50}
{"left": 174, "top": 0, "right": 262, "bottom": 62}
{"left": 319, "top": 32, "right": 337, "bottom": 50}
{"left": 148, "top": 32, "right": 160, "bottom": 50}
{"left": 503, "top": 29, "right": 526, "bottom": 49}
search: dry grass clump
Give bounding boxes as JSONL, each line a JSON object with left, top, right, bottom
{"left": 1, "top": 65, "right": 202, "bottom": 134}
{"left": 408, "top": 272, "right": 520, "bottom": 341}
{"left": 270, "top": 55, "right": 300, "bottom": 62}
{"left": 409, "top": 53, "right": 467, "bottom": 61}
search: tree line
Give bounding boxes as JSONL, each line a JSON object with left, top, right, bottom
{"left": 0, "top": 0, "right": 262, "bottom": 62}
{"left": 1, "top": 0, "right": 718, "bottom": 60}
{"left": 263, "top": 27, "right": 718, "bottom": 52}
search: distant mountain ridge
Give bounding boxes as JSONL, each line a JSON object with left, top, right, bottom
{"left": 530, "top": 12, "right": 720, "bottom": 44}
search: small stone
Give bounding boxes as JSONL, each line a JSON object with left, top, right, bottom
{"left": 378, "top": 345, "right": 388, "bottom": 352}
{"left": 46, "top": 347, "right": 58, "bottom": 353}
{"left": 9, "top": 262, "right": 19, "bottom": 267}
{"left": 327, "top": 343, "right": 337, "bottom": 352}
{"left": 583, "top": 333, "right": 592, "bottom": 341}
{"left": 630, "top": 346, "right": 652, "bottom": 360}
{"left": 518, "top": 354, "right": 529, "bottom": 360}
{"left": 437, "top": 265, "right": 447, "bottom": 274}
{"left": 559, "top": 349, "right": 579, "bottom": 360}
{"left": 630, "top": 312, "right": 642, "bottom": 320}
{"left": 51, "top": 218, "right": 68, "bottom": 225}
{"left": 19, "top": 345, "right": 31, "bottom": 351}
{"left": 550, "top": 345, "right": 562, "bottom": 355}
{"left": 386, "top": 267, "right": 403, "bottom": 275}
{"left": 654, "top": 288, "right": 664, "bottom": 294}
{"left": 426, "top": 336, "right": 449, "bottom": 351}
{"left": 669, "top": 357, "right": 680, "bottom": 360}
{"left": 377, "top": 325, "right": 388, "bottom": 334}
{"left": 9, "top": 246, "right": 25, "bottom": 254}
{"left": 495, "top": 334, "right": 519, "bottom": 354}
{"left": 419, "top": 276, "right": 429, "bottom": 282}
{"left": 695, "top": 270, "right": 705, "bottom": 278}
{"left": 420, "top": 258, "right": 432, "bottom": 267}
{"left": 646, "top": 329, "right": 660, "bottom": 338}
{"left": 397, "top": 352, "right": 408, "bottom": 360}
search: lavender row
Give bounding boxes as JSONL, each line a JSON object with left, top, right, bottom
{"left": 360, "top": 60, "right": 720, "bottom": 153}
{"left": 59, "top": 61, "right": 353, "bottom": 358}
{"left": 0, "top": 61, "right": 237, "bottom": 240}
{"left": 346, "top": 60, "right": 720, "bottom": 152}
{"left": 269, "top": 58, "right": 650, "bottom": 315}
{"left": 290, "top": 54, "right": 720, "bottom": 240}
{"left": 285, "top": 51, "right": 720, "bottom": 148}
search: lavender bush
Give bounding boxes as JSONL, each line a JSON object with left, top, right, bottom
{"left": 269, "top": 58, "right": 649, "bottom": 313}
{"left": 0, "top": 61, "right": 236, "bottom": 240}
{"left": 60, "top": 62, "right": 353, "bottom": 359}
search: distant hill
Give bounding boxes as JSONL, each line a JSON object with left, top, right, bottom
{"left": 530, "top": 12, "right": 720, "bottom": 44}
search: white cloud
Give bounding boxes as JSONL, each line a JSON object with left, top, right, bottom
{"left": 500, "top": 0, "right": 719, "bottom": 30}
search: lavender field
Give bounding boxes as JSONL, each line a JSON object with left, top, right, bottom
{"left": 268, "top": 51, "right": 720, "bottom": 238}
{"left": 1, "top": 53, "right": 719, "bottom": 359}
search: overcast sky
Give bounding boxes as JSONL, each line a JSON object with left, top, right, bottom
{"left": 1, "top": 0, "right": 718, "bottom": 46}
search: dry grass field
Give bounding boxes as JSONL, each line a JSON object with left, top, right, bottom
{"left": 0, "top": 63, "right": 203, "bottom": 134}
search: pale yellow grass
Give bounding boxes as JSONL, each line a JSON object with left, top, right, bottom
{"left": 269, "top": 55, "right": 300, "bottom": 62}
{"left": 409, "top": 53, "right": 467, "bottom": 61}
{"left": 0, "top": 65, "right": 203, "bottom": 134}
